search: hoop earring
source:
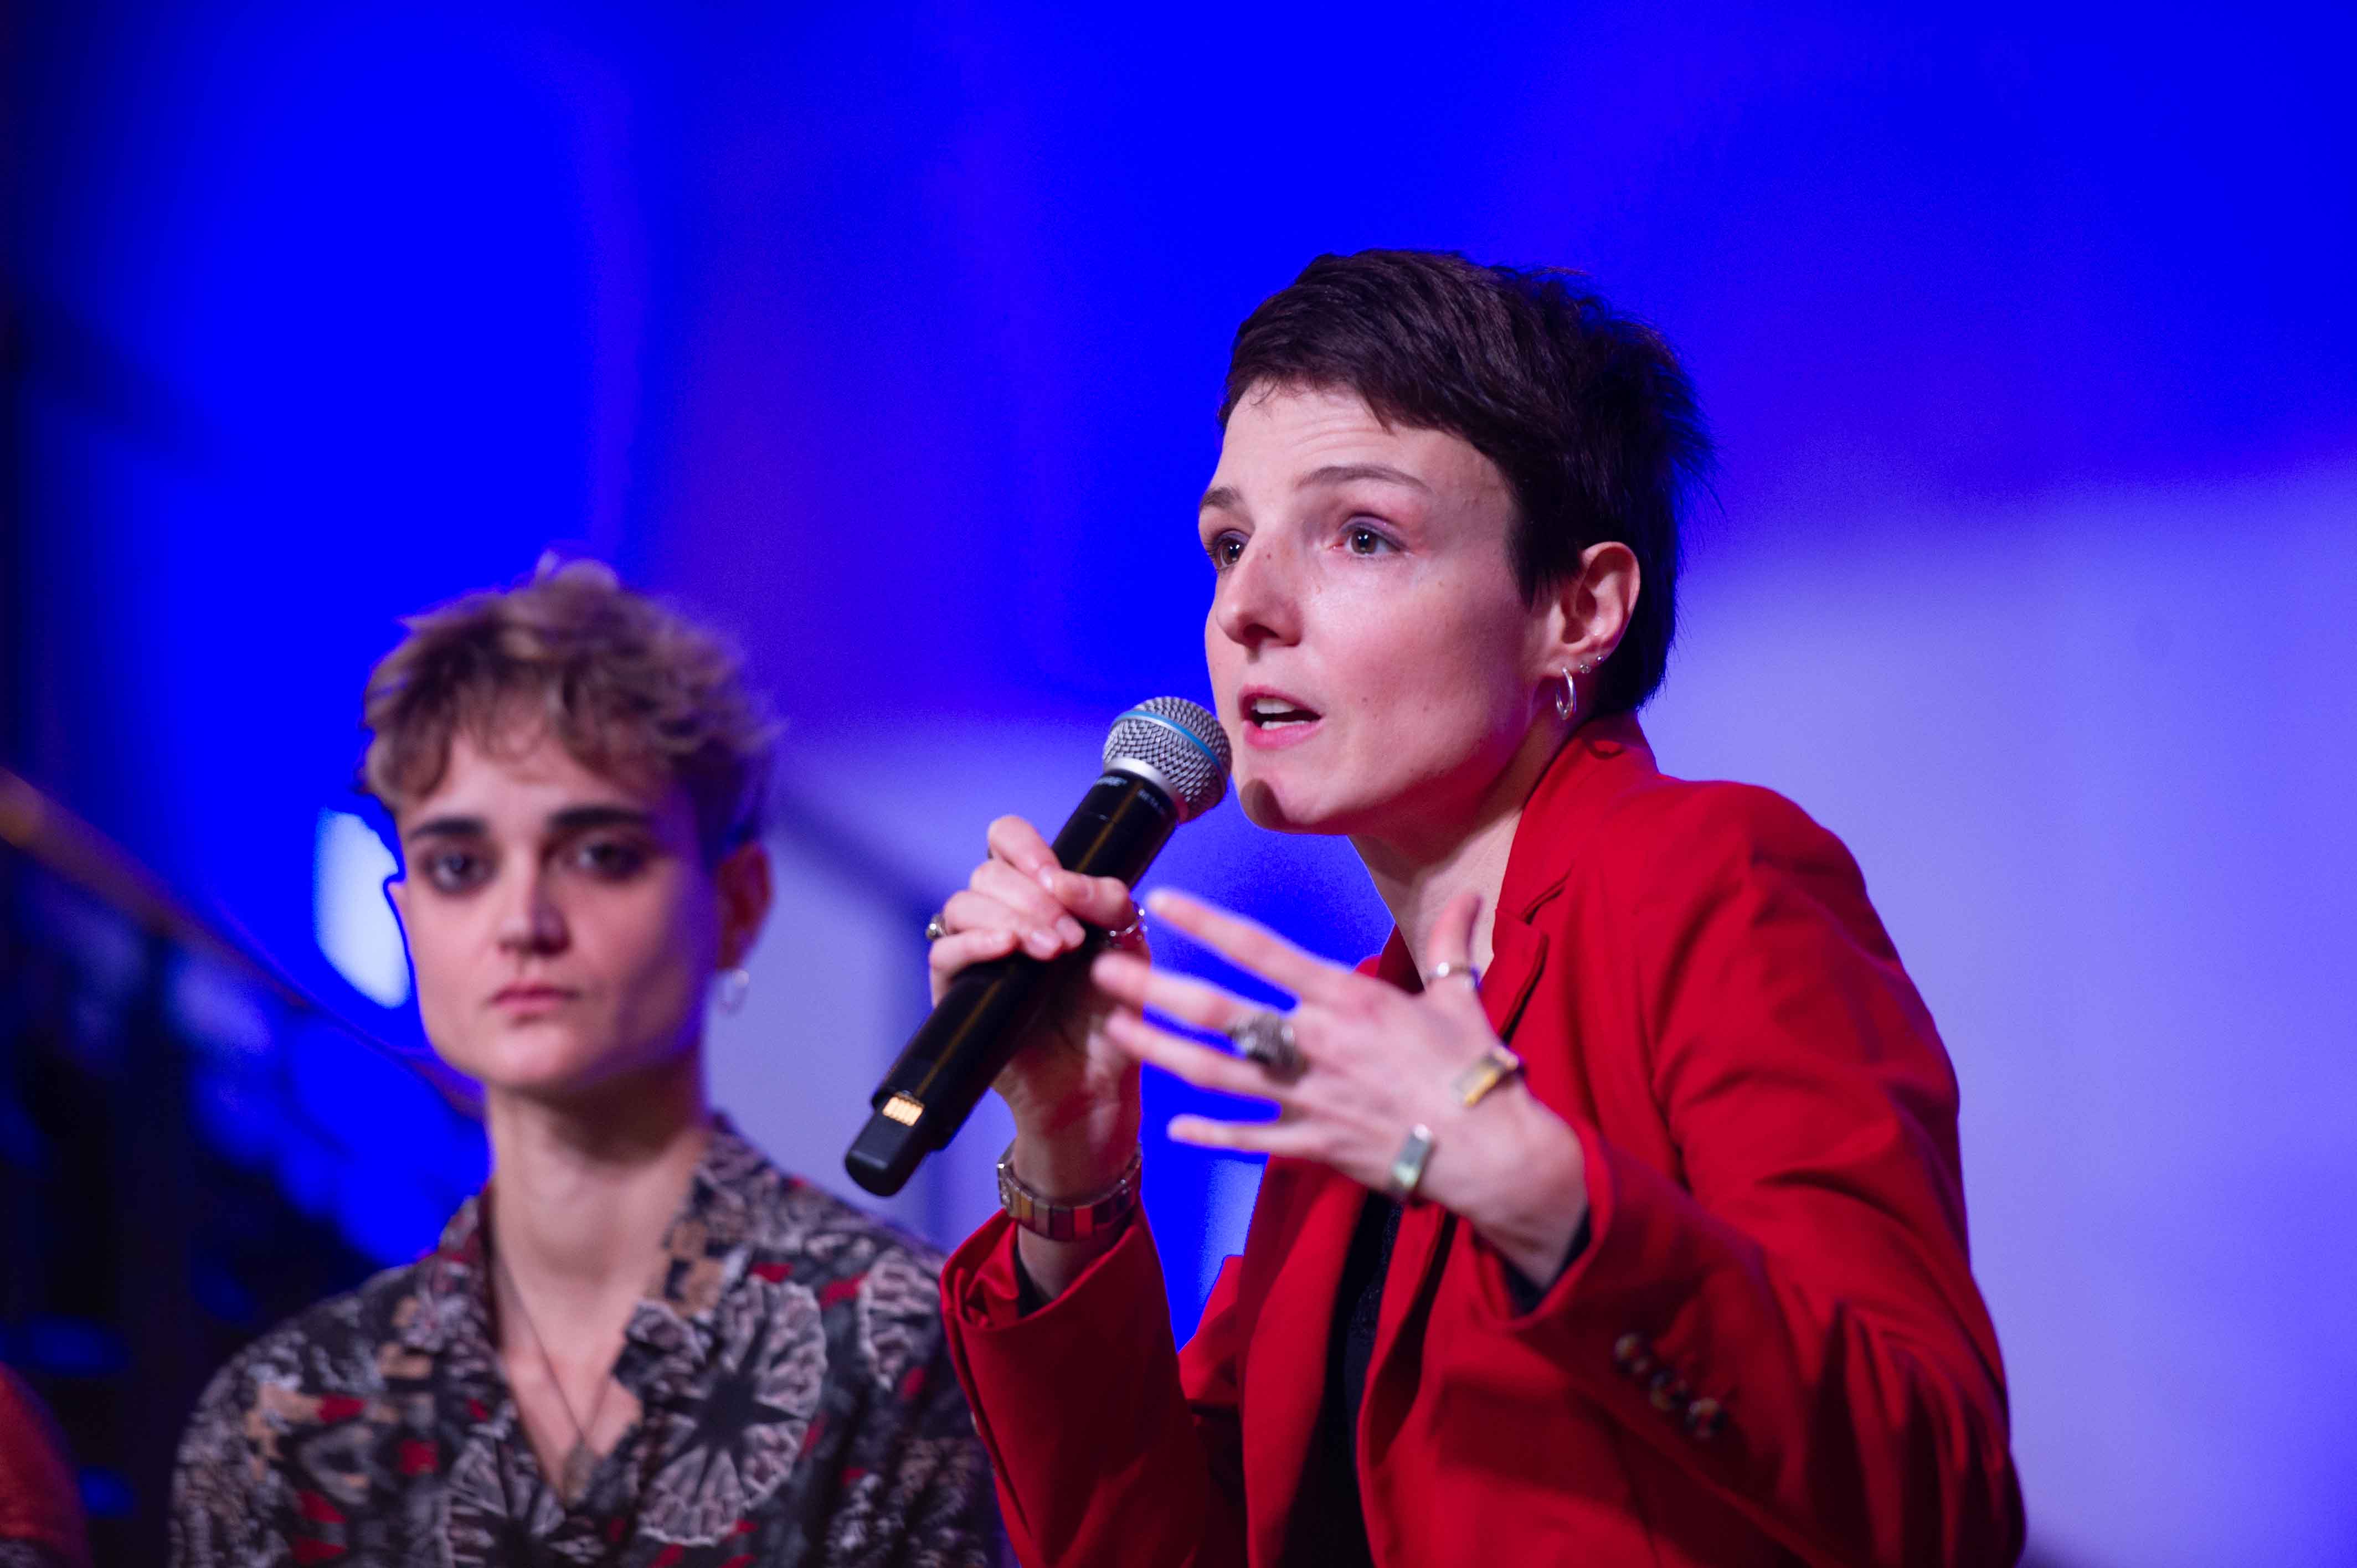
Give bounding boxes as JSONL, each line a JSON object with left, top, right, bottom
{"left": 1556, "top": 668, "right": 1576, "bottom": 722}
{"left": 716, "top": 966, "right": 752, "bottom": 1015}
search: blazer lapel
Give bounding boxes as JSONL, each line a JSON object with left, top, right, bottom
{"left": 1360, "top": 908, "right": 1553, "bottom": 1458}
{"left": 1275, "top": 725, "right": 1663, "bottom": 1540}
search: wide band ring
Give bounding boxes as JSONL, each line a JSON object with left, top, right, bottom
{"left": 1390, "top": 1123, "right": 1437, "bottom": 1200}
{"left": 924, "top": 911, "right": 950, "bottom": 942}
{"left": 1224, "top": 1009, "right": 1306, "bottom": 1081}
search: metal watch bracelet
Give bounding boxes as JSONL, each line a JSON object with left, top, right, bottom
{"left": 996, "top": 1141, "right": 1143, "bottom": 1242}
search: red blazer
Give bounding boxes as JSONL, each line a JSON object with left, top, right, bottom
{"left": 940, "top": 716, "right": 2024, "bottom": 1567}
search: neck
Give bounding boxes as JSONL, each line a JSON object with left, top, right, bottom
{"left": 482, "top": 1054, "right": 711, "bottom": 1319}
{"left": 1352, "top": 718, "right": 1575, "bottom": 977}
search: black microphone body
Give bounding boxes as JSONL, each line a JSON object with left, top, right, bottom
{"left": 844, "top": 769, "right": 1183, "bottom": 1197}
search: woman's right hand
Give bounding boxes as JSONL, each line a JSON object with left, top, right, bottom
{"left": 929, "top": 816, "right": 1145, "bottom": 1238}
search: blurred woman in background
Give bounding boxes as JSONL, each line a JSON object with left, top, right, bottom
{"left": 928, "top": 251, "right": 2024, "bottom": 1566}
{"left": 172, "top": 560, "right": 996, "bottom": 1566}
{"left": 1, "top": 1365, "right": 90, "bottom": 1568}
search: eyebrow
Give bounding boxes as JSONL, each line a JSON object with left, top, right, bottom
{"left": 1298, "top": 462, "right": 1431, "bottom": 494}
{"left": 403, "top": 814, "right": 486, "bottom": 845}
{"left": 402, "top": 804, "right": 656, "bottom": 845}
{"left": 547, "top": 805, "right": 658, "bottom": 836}
{"left": 1198, "top": 462, "right": 1432, "bottom": 515}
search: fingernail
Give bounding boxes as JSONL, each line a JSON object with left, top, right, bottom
{"left": 1058, "top": 916, "right": 1085, "bottom": 946}
{"left": 1028, "top": 929, "right": 1057, "bottom": 954}
{"left": 1036, "top": 868, "right": 1059, "bottom": 891}
{"left": 1145, "top": 889, "right": 1175, "bottom": 914}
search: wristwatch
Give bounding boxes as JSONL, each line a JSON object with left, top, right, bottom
{"left": 996, "top": 1142, "right": 1143, "bottom": 1242}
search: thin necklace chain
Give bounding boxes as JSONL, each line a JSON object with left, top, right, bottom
{"left": 491, "top": 1236, "right": 615, "bottom": 1505}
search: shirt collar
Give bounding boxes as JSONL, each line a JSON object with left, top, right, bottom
{"left": 397, "top": 1113, "right": 782, "bottom": 1384}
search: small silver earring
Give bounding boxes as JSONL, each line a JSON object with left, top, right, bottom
{"left": 716, "top": 966, "right": 751, "bottom": 1014}
{"left": 1556, "top": 667, "right": 1577, "bottom": 721}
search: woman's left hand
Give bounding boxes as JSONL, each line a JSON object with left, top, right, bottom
{"left": 1088, "top": 888, "right": 1591, "bottom": 1284}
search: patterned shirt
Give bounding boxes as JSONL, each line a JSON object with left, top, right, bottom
{"left": 169, "top": 1120, "right": 998, "bottom": 1566}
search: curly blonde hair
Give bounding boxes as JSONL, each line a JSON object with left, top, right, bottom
{"left": 359, "top": 558, "right": 775, "bottom": 860}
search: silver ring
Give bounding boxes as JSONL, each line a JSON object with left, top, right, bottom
{"left": 1390, "top": 1123, "right": 1437, "bottom": 1200}
{"left": 924, "top": 911, "right": 950, "bottom": 942}
{"left": 1426, "top": 960, "right": 1480, "bottom": 987}
{"left": 1224, "top": 1009, "right": 1305, "bottom": 1081}
{"left": 1104, "top": 907, "right": 1145, "bottom": 945}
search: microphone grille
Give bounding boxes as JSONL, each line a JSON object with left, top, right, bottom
{"left": 1104, "top": 698, "right": 1232, "bottom": 821}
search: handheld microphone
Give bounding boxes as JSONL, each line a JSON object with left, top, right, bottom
{"left": 843, "top": 698, "right": 1232, "bottom": 1197}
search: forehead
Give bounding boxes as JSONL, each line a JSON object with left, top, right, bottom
{"left": 1207, "top": 384, "right": 1505, "bottom": 501}
{"left": 406, "top": 723, "right": 670, "bottom": 820}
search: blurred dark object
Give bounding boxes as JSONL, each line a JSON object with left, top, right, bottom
{"left": 0, "top": 1365, "right": 90, "bottom": 1568}
{"left": 0, "top": 771, "right": 482, "bottom": 1565}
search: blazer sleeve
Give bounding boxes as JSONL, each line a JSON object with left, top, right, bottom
{"left": 1466, "top": 786, "right": 2024, "bottom": 1568}
{"left": 938, "top": 1211, "right": 1250, "bottom": 1568}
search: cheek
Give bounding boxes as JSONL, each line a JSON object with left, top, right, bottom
{"left": 403, "top": 908, "right": 477, "bottom": 1013}
{"left": 1204, "top": 615, "right": 1245, "bottom": 728}
{"left": 586, "top": 881, "right": 717, "bottom": 1017}
{"left": 400, "top": 905, "right": 499, "bottom": 1064}
{"left": 1340, "top": 591, "right": 1529, "bottom": 741}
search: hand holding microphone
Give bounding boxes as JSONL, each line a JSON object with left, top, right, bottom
{"left": 925, "top": 814, "right": 1146, "bottom": 1177}
{"left": 844, "top": 699, "right": 1231, "bottom": 1204}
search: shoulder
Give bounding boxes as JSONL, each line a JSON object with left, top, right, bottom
{"left": 194, "top": 1259, "right": 419, "bottom": 1409}
{"left": 715, "top": 1131, "right": 948, "bottom": 1288}
{"left": 181, "top": 1257, "right": 428, "bottom": 1440}
{"left": 171, "top": 1257, "right": 426, "bottom": 1539}
{"left": 1525, "top": 767, "right": 1893, "bottom": 973}
{"left": 1582, "top": 771, "right": 1862, "bottom": 899}
{"left": 708, "top": 1136, "right": 952, "bottom": 1384}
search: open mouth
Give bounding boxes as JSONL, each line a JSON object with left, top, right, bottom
{"left": 1244, "top": 694, "right": 1321, "bottom": 730}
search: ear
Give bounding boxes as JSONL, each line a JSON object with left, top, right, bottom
{"left": 1533, "top": 540, "right": 1640, "bottom": 682}
{"left": 713, "top": 838, "right": 774, "bottom": 971}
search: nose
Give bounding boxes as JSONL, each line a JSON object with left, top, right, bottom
{"left": 495, "top": 866, "right": 568, "bottom": 957}
{"left": 1211, "top": 534, "right": 1302, "bottom": 652}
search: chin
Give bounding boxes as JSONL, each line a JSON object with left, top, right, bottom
{"left": 441, "top": 1030, "right": 611, "bottom": 1098}
{"left": 1237, "top": 777, "right": 1359, "bottom": 838}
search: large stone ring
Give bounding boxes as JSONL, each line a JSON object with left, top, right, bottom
{"left": 1224, "top": 1009, "right": 1306, "bottom": 1082}
{"left": 924, "top": 911, "right": 950, "bottom": 942}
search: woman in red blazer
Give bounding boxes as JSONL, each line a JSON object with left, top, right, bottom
{"left": 926, "top": 250, "right": 2024, "bottom": 1567}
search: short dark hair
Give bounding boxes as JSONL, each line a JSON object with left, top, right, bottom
{"left": 1221, "top": 250, "right": 1710, "bottom": 714}
{"left": 359, "top": 557, "right": 776, "bottom": 863}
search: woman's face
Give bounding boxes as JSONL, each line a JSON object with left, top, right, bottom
{"left": 1200, "top": 384, "right": 1567, "bottom": 849}
{"left": 386, "top": 725, "right": 752, "bottom": 1102}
